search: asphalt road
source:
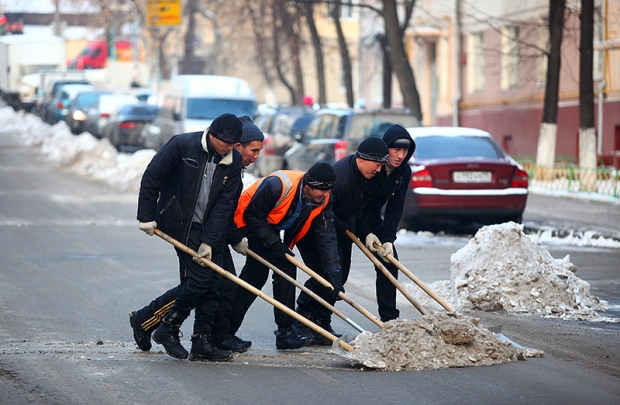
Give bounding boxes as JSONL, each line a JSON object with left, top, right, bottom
{"left": 1, "top": 139, "right": 619, "bottom": 405}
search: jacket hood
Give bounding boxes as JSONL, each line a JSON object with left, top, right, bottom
{"left": 382, "top": 125, "right": 416, "bottom": 162}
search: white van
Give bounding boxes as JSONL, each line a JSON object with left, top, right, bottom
{"left": 143, "top": 75, "right": 257, "bottom": 150}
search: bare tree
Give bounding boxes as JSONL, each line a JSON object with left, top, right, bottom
{"left": 302, "top": 2, "right": 327, "bottom": 105}
{"left": 331, "top": 0, "right": 354, "bottom": 107}
{"left": 381, "top": 0, "right": 422, "bottom": 118}
{"left": 180, "top": 1, "right": 205, "bottom": 74}
{"left": 535, "top": 0, "right": 566, "bottom": 180}
{"left": 579, "top": 0, "right": 596, "bottom": 190}
{"left": 376, "top": 34, "right": 392, "bottom": 109}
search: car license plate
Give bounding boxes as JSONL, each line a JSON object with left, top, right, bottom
{"left": 453, "top": 171, "right": 492, "bottom": 183}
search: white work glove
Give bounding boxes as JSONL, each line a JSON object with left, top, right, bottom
{"left": 380, "top": 242, "right": 393, "bottom": 262}
{"left": 194, "top": 242, "right": 212, "bottom": 267}
{"left": 138, "top": 221, "right": 157, "bottom": 236}
{"left": 365, "top": 233, "right": 381, "bottom": 253}
{"left": 232, "top": 238, "right": 248, "bottom": 256}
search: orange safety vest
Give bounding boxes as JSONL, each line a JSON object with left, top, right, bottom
{"left": 234, "top": 170, "right": 330, "bottom": 248}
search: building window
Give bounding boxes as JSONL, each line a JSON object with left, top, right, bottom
{"left": 537, "top": 18, "right": 549, "bottom": 86}
{"left": 467, "top": 32, "right": 485, "bottom": 93}
{"left": 328, "top": 0, "right": 359, "bottom": 20}
{"left": 501, "top": 25, "right": 520, "bottom": 90}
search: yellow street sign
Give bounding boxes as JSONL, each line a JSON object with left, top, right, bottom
{"left": 147, "top": 0, "right": 182, "bottom": 26}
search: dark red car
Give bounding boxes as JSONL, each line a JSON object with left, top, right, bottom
{"left": 401, "top": 127, "right": 529, "bottom": 230}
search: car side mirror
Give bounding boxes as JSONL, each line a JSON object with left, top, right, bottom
{"left": 294, "top": 132, "right": 303, "bottom": 142}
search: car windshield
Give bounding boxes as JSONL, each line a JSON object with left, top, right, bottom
{"left": 186, "top": 98, "right": 256, "bottom": 120}
{"left": 347, "top": 114, "right": 419, "bottom": 141}
{"left": 414, "top": 135, "right": 506, "bottom": 160}
{"left": 75, "top": 93, "right": 104, "bottom": 108}
{"left": 121, "top": 105, "right": 160, "bottom": 119}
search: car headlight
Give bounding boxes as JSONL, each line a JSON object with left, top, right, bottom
{"left": 72, "top": 110, "right": 86, "bottom": 121}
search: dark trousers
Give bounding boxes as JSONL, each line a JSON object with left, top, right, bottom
{"left": 229, "top": 234, "right": 297, "bottom": 334}
{"left": 296, "top": 232, "right": 352, "bottom": 324}
{"left": 134, "top": 223, "right": 224, "bottom": 335}
{"left": 134, "top": 251, "right": 236, "bottom": 338}
{"left": 373, "top": 246, "right": 400, "bottom": 322}
{"left": 211, "top": 248, "right": 238, "bottom": 342}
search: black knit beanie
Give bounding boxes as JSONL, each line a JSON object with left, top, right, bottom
{"left": 209, "top": 113, "right": 243, "bottom": 144}
{"left": 239, "top": 115, "right": 265, "bottom": 143}
{"left": 304, "top": 161, "right": 336, "bottom": 190}
{"left": 355, "top": 137, "right": 389, "bottom": 163}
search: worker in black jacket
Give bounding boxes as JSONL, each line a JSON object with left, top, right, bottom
{"left": 129, "top": 116, "right": 263, "bottom": 356}
{"left": 137, "top": 113, "right": 244, "bottom": 361}
{"left": 356, "top": 124, "right": 416, "bottom": 322}
{"left": 295, "top": 137, "right": 389, "bottom": 343}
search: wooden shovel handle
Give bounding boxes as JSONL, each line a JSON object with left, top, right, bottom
{"left": 347, "top": 230, "right": 428, "bottom": 316}
{"left": 154, "top": 229, "right": 354, "bottom": 352}
{"left": 247, "top": 249, "right": 365, "bottom": 333}
{"left": 285, "top": 254, "right": 384, "bottom": 328}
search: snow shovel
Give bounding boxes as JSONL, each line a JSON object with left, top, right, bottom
{"left": 346, "top": 230, "right": 428, "bottom": 316}
{"left": 154, "top": 229, "right": 354, "bottom": 352}
{"left": 285, "top": 254, "right": 384, "bottom": 328}
{"left": 246, "top": 248, "right": 366, "bottom": 333}
{"left": 371, "top": 241, "right": 455, "bottom": 313}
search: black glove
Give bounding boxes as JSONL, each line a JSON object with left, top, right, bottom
{"left": 326, "top": 270, "right": 345, "bottom": 301}
{"left": 270, "top": 241, "right": 295, "bottom": 260}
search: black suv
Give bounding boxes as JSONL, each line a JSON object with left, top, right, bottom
{"left": 283, "top": 108, "right": 420, "bottom": 171}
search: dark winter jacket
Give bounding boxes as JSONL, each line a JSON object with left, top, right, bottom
{"left": 331, "top": 154, "right": 377, "bottom": 238}
{"left": 242, "top": 175, "right": 340, "bottom": 271}
{"left": 357, "top": 130, "right": 415, "bottom": 243}
{"left": 137, "top": 131, "right": 243, "bottom": 248}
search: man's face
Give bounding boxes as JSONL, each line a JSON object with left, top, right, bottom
{"left": 387, "top": 147, "right": 409, "bottom": 168}
{"left": 209, "top": 134, "right": 235, "bottom": 156}
{"left": 235, "top": 140, "right": 264, "bottom": 167}
{"left": 356, "top": 158, "right": 383, "bottom": 179}
{"left": 303, "top": 185, "right": 331, "bottom": 204}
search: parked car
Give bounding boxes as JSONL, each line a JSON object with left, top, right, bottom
{"left": 252, "top": 105, "right": 315, "bottom": 176}
{"left": 45, "top": 84, "right": 94, "bottom": 124}
{"left": 39, "top": 78, "right": 90, "bottom": 124}
{"left": 66, "top": 90, "right": 113, "bottom": 134}
{"left": 283, "top": 109, "right": 420, "bottom": 171}
{"left": 401, "top": 126, "right": 529, "bottom": 231}
{"left": 101, "top": 104, "right": 160, "bottom": 152}
{"left": 83, "top": 93, "right": 140, "bottom": 139}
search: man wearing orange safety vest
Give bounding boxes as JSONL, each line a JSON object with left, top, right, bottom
{"left": 229, "top": 162, "right": 341, "bottom": 350}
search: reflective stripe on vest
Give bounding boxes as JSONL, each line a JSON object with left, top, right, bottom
{"left": 234, "top": 170, "right": 330, "bottom": 248}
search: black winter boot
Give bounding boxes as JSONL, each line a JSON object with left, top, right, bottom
{"left": 189, "top": 334, "right": 234, "bottom": 362}
{"left": 292, "top": 306, "right": 313, "bottom": 339}
{"left": 275, "top": 326, "right": 312, "bottom": 350}
{"left": 152, "top": 310, "right": 188, "bottom": 359}
{"left": 129, "top": 311, "right": 152, "bottom": 351}
{"left": 311, "top": 317, "right": 342, "bottom": 346}
{"left": 215, "top": 335, "right": 250, "bottom": 353}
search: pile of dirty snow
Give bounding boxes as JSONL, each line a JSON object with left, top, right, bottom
{"left": 347, "top": 313, "right": 528, "bottom": 371}
{"left": 401, "top": 223, "right": 615, "bottom": 322}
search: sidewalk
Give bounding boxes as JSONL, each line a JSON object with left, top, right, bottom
{"left": 529, "top": 186, "right": 620, "bottom": 206}
{"left": 523, "top": 190, "right": 620, "bottom": 243}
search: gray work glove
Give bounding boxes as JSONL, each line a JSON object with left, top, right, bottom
{"left": 365, "top": 233, "right": 381, "bottom": 252}
{"left": 193, "top": 242, "right": 212, "bottom": 267}
{"left": 138, "top": 221, "right": 157, "bottom": 236}
{"left": 379, "top": 242, "right": 393, "bottom": 262}
{"left": 232, "top": 238, "right": 248, "bottom": 256}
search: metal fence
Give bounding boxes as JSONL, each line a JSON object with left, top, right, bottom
{"left": 520, "top": 162, "right": 620, "bottom": 198}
